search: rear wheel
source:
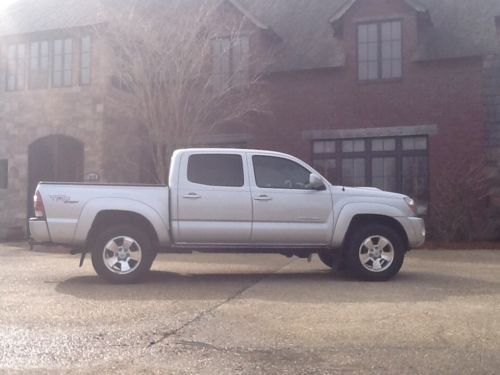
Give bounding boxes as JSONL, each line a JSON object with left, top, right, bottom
{"left": 346, "top": 224, "right": 405, "bottom": 281}
{"left": 318, "top": 252, "right": 336, "bottom": 268}
{"left": 91, "top": 224, "right": 156, "bottom": 283}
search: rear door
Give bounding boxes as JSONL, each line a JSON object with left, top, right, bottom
{"left": 172, "top": 151, "right": 252, "bottom": 244}
{"left": 249, "top": 153, "right": 334, "bottom": 245}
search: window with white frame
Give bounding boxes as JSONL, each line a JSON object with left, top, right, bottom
{"left": 212, "top": 36, "right": 250, "bottom": 92}
{"left": 29, "top": 40, "right": 49, "bottom": 89}
{"left": 313, "top": 136, "right": 428, "bottom": 205}
{"left": 7, "top": 44, "right": 26, "bottom": 91}
{"left": 5, "top": 37, "right": 85, "bottom": 91}
{"left": 358, "top": 20, "right": 402, "bottom": 81}
{"left": 80, "top": 35, "right": 92, "bottom": 85}
{"left": 52, "top": 38, "right": 73, "bottom": 87}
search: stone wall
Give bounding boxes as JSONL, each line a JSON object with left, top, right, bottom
{"left": 0, "top": 134, "right": 8, "bottom": 239}
{"left": 0, "top": 89, "right": 105, "bottom": 239}
{"left": 0, "top": 28, "right": 108, "bottom": 240}
{"left": 483, "top": 53, "right": 500, "bottom": 236}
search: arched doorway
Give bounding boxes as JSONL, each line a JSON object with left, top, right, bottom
{"left": 27, "top": 135, "right": 84, "bottom": 217}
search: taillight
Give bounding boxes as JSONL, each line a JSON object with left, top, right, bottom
{"left": 34, "top": 190, "right": 46, "bottom": 218}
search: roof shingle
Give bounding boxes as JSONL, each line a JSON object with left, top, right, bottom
{"left": 1, "top": 0, "right": 499, "bottom": 70}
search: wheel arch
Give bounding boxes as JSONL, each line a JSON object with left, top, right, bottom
{"left": 86, "top": 210, "right": 159, "bottom": 249}
{"left": 342, "top": 214, "right": 409, "bottom": 252}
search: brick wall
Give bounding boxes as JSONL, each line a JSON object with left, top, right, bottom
{"left": 245, "top": 0, "right": 485, "bottom": 208}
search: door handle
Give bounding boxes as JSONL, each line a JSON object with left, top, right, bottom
{"left": 183, "top": 193, "right": 201, "bottom": 199}
{"left": 254, "top": 195, "right": 272, "bottom": 201}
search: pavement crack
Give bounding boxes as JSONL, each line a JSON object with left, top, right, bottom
{"left": 147, "top": 259, "right": 294, "bottom": 348}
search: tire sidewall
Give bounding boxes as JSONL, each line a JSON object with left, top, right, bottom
{"left": 91, "top": 224, "right": 155, "bottom": 283}
{"left": 318, "top": 252, "right": 336, "bottom": 268}
{"left": 346, "top": 224, "right": 405, "bottom": 281}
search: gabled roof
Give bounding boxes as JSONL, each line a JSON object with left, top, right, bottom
{"left": 224, "top": 0, "right": 269, "bottom": 31}
{"left": 219, "top": 0, "right": 280, "bottom": 40}
{"left": 329, "top": 0, "right": 429, "bottom": 25}
{"left": 0, "top": 0, "right": 499, "bottom": 71}
{"left": 0, "top": 0, "right": 104, "bottom": 36}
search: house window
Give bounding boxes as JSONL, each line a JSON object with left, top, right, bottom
{"left": 0, "top": 160, "right": 7, "bottom": 189}
{"left": 80, "top": 35, "right": 92, "bottom": 85}
{"left": 52, "top": 38, "right": 73, "bottom": 87}
{"left": 358, "top": 20, "right": 402, "bottom": 81}
{"left": 6, "top": 44, "right": 26, "bottom": 91}
{"left": 212, "top": 36, "right": 249, "bottom": 92}
{"left": 29, "top": 41, "right": 49, "bottom": 89}
{"left": 313, "top": 136, "right": 428, "bottom": 204}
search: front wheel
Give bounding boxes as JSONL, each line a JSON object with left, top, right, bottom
{"left": 346, "top": 224, "right": 405, "bottom": 281}
{"left": 91, "top": 225, "right": 156, "bottom": 283}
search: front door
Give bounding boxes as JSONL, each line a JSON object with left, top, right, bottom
{"left": 249, "top": 154, "right": 333, "bottom": 245}
{"left": 173, "top": 152, "right": 252, "bottom": 244}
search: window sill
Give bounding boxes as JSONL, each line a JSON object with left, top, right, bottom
{"left": 357, "top": 77, "right": 403, "bottom": 85}
{"left": 2, "top": 85, "right": 92, "bottom": 94}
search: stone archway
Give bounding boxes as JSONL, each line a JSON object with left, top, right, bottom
{"left": 27, "top": 135, "right": 84, "bottom": 217}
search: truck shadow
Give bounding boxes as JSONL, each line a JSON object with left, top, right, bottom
{"left": 55, "top": 269, "right": 500, "bottom": 304}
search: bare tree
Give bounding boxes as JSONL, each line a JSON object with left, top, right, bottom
{"left": 428, "top": 153, "right": 492, "bottom": 242}
{"left": 98, "top": 0, "right": 272, "bottom": 183}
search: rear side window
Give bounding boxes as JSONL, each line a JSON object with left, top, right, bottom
{"left": 187, "top": 154, "right": 244, "bottom": 187}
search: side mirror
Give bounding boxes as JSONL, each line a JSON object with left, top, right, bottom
{"left": 308, "top": 174, "right": 325, "bottom": 190}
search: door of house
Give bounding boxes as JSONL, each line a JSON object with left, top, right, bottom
{"left": 27, "top": 135, "right": 84, "bottom": 218}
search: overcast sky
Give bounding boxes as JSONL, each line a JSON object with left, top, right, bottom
{"left": 0, "top": 0, "right": 18, "bottom": 11}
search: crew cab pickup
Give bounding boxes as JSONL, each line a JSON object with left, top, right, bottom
{"left": 29, "top": 148, "right": 425, "bottom": 283}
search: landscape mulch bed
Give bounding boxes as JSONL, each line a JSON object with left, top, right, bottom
{"left": 422, "top": 241, "right": 500, "bottom": 250}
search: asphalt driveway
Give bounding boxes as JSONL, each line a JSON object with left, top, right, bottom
{"left": 0, "top": 242, "right": 499, "bottom": 374}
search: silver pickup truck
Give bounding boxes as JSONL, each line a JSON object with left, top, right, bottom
{"left": 29, "top": 148, "right": 425, "bottom": 283}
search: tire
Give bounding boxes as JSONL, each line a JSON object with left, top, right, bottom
{"left": 91, "top": 224, "right": 156, "bottom": 283}
{"left": 318, "top": 252, "right": 336, "bottom": 268}
{"left": 345, "top": 224, "right": 405, "bottom": 281}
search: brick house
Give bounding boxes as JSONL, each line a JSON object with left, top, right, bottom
{"left": 0, "top": 0, "right": 499, "bottom": 240}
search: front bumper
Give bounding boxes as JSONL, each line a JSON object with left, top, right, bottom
{"left": 29, "top": 218, "right": 51, "bottom": 243}
{"left": 396, "top": 217, "right": 426, "bottom": 248}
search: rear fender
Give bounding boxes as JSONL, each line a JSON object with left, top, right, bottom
{"left": 72, "top": 198, "right": 170, "bottom": 246}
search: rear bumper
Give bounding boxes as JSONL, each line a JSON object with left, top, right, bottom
{"left": 396, "top": 217, "right": 426, "bottom": 248}
{"left": 29, "top": 218, "right": 51, "bottom": 243}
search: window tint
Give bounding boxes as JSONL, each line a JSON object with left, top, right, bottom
{"left": 253, "top": 155, "right": 311, "bottom": 189}
{"left": 187, "top": 154, "right": 244, "bottom": 187}
{"left": 0, "top": 160, "right": 7, "bottom": 189}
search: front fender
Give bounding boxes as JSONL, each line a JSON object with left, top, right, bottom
{"left": 72, "top": 197, "right": 170, "bottom": 246}
{"left": 332, "top": 203, "right": 408, "bottom": 248}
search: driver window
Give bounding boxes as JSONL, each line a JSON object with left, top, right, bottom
{"left": 253, "top": 155, "right": 311, "bottom": 189}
